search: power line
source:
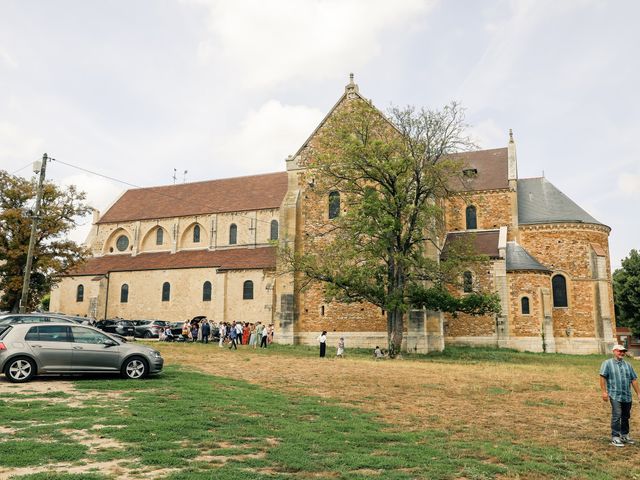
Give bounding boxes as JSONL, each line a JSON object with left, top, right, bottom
{"left": 51, "top": 158, "right": 142, "bottom": 189}
{"left": 10, "top": 162, "right": 34, "bottom": 175}
{"left": 49, "top": 158, "right": 279, "bottom": 227}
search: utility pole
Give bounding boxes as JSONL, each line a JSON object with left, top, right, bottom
{"left": 19, "top": 153, "right": 48, "bottom": 313}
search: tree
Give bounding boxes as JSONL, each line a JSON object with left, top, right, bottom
{"left": 613, "top": 249, "right": 640, "bottom": 333}
{"left": 282, "top": 100, "right": 500, "bottom": 356}
{"left": 0, "top": 170, "right": 91, "bottom": 312}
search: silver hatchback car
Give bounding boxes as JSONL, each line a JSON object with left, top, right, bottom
{"left": 0, "top": 323, "right": 163, "bottom": 383}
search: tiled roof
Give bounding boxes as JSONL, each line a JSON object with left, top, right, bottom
{"left": 65, "top": 247, "right": 277, "bottom": 276}
{"left": 97, "top": 172, "right": 288, "bottom": 224}
{"left": 449, "top": 148, "right": 509, "bottom": 192}
{"left": 517, "top": 177, "right": 603, "bottom": 226}
{"left": 506, "top": 242, "right": 550, "bottom": 272}
{"left": 441, "top": 230, "right": 501, "bottom": 259}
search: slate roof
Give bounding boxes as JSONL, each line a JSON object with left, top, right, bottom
{"left": 97, "top": 172, "right": 288, "bottom": 224}
{"left": 449, "top": 148, "right": 509, "bottom": 192}
{"left": 517, "top": 177, "right": 603, "bottom": 226}
{"left": 505, "top": 242, "right": 550, "bottom": 272}
{"left": 64, "top": 247, "right": 277, "bottom": 276}
{"left": 441, "top": 230, "right": 501, "bottom": 259}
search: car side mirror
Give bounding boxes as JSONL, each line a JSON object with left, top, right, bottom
{"left": 104, "top": 340, "right": 118, "bottom": 347}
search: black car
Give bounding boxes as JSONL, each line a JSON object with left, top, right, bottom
{"left": 95, "top": 319, "right": 136, "bottom": 337}
{"left": 133, "top": 320, "right": 170, "bottom": 338}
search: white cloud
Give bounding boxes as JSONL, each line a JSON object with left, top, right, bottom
{"left": 618, "top": 173, "right": 640, "bottom": 196}
{"left": 0, "top": 47, "right": 18, "bottom": 70}
{"left": 468, "top": 118, "right": 507, "bottom": 150}
{"left": 212, "top": 100, "right": 324, "bottom": 172}
{"left": 0, "top": 122, "right": 44, "bottom": 168}
{"left": 193, "top": 0, "right": 434, "bottom": 88}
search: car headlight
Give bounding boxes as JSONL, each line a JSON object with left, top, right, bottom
{"left": 152, "top": 351, "right": 162, "bottom": 358}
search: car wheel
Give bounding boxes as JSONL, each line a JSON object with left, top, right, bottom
{"left": 143, "top": 331, "right": 153, "bottom": 338}
{"left": 4, "top": 357, "right": 36, "bottom": 383}
{"left": 121, "top": 356, "right": 148, "bottom": 379}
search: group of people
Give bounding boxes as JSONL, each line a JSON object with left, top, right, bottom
{"left": 159, "top": 319, "right": 274, "bottom": 349}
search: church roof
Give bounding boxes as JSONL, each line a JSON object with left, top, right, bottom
{"left": 506, "top": 242, "right": 550, "bottom": 272}
{"left": 97, "top": 172, "right": 288, "bottom": 224}
{"left": 449, "top": 148, "right": 509, "bottom": 192}
{"left": 441, "top": 230, "right": 501, "bottom": 259}
{"left": 64, "top": 247, "right": 277, "bottom": 276}
{"left": 517, "top": 177, "right": 604, "bottom": 226}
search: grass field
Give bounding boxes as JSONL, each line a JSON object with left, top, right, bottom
{"left": 0, "top": 343, "right": 639, "bottom": 479}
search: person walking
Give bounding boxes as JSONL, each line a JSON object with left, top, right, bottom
{"left": 260, "top": 323, "right": 269, "bottom": 348}
{"left": 228, "top": 323, "right": 238, "bottom": 350}
{"left": 600, "top": 344, "right": 640, "bottom": 447}
{"left": 336, "top": 337, "right": 345, "bottom": 358}
{"left": 218, "top": 322, "right": 226, "bottom": 347}
{"left": 318, "top": 331, "right": 327, "bottom": 358}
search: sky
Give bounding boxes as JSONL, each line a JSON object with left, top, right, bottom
{"left": 1, "top": 0, "right": 638, "bottom": 269}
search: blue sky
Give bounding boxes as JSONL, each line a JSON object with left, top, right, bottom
{"left": 1, "top": 0, "right": 638, "bottom": 268}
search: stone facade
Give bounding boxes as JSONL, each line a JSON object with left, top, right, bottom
{"left": 50, "top": 79, "right": 615, "bottom": 354}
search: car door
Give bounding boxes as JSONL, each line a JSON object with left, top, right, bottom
{"left": 24, "top": 325, "right": 72, "bottom": 371}
{"left": 69, "top": 326, "right": 121, "bottom": 371}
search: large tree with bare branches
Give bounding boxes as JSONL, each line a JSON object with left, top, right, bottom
{"left": 281, "top": 100, "right": 500, "bottom": 355}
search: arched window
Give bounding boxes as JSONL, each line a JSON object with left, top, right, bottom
{"left": 156, "top": 228, "right": 164, "bottom": 245}
{"left": 193, "top": 225, "right": 201, "bottom": 243}
{"left": 120, "top": 284, "right": 129, "bottom": 303}
{"left": 521, "top": 296, "right": 530, "bottom": 315}
{"left": 465, "top": 205, "right": 477, "bottom": 230}
{"left": 270, "top": 220, "right": 279, "bottom": 241}
{"left": 162, "top": 282, "right": 171, "bottom": 302}
{"left": 76, "top": 284, "right": 84, "bottom": 302}
{"left": 552, "top": 275, "right": 568, "bottom": 307}
{"left": 463, "top": 271, "right": 473, "bottom": 293}
{"left": 229, "top": 224, "right": 237, "bottom": 245}
{"left": 243, "top": 280, "right": 254, "bottom": 300}
{"left": 328, "top": 191, "right": 340, "bottom": 219}
{"left": 203, "top": 281, "right": 212, "bottom": 302}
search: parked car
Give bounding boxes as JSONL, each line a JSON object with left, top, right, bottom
{"left": 95, "top": 319, "right": 136, "bottom": 337}
{"left": 0, "top": 322, "right": 163, "bottom": 383}
{"left": 0, "top": 313, "right": 89, "bottom": 325}
{"left": 133, "top": 320, "right": 170, "bottom": 338}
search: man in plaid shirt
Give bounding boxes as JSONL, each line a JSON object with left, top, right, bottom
{"left": 600, "top": 344, "right": 640, "bottom": 447}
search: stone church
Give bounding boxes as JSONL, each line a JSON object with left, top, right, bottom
{"left": 50, "top": 78, "right": 616, "bottom": 354}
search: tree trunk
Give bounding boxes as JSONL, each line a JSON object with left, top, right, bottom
{"left": 387, "top": 308, "right": 404, "bottom": 357}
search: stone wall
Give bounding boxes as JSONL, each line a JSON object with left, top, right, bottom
{"left": 519, "top": 224, "right": 614, "bottom": 340}
{"left": 92, "top": 209, "right": 280, "bottom": 256}
{"left": 444, "top": 263, "right": 497, "bottom": 337}
{"left": 507, "top": 271, "right": 549, "bottom": 337}
{"left": 51, "top": 267, "right": 275, "bottom": 324}
{"left": 445, "top": 190, "right": 513, "bottom": 232}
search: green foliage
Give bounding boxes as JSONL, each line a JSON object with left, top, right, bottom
{"left": 613, "top": 249, "right": 640, "bottom": 332}
{"left": 0, "top": 170, "right": 91, "bottom": 311}
{"left": 281, "top": 100, "right": 500, "bottom": 354}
